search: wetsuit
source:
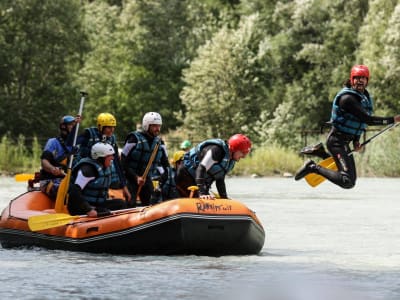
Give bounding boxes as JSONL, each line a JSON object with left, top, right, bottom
{"left": 317, "top": 90, "right": 395, "bottom": 189}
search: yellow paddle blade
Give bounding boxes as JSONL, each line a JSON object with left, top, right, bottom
{"left": 305, "top": 157, "right": 338, "bottom": 187}
{"left": 15, "top": 173, "right": 35, "bottom": 182}
{"left": 55, "top": 169, "right": 71, "bottom": 213}
{"left": 28, "top": 213, "right": 80, "bottom": 231}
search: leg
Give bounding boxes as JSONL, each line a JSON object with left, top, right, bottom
{"left": 104, "top": 199, "right": 127, "bottom": 210}
{"left": 175, "top": 165, "right": 196, "bottom": 197}
{"left": 319, "top": 134, "right": 356, "bottom": 189}
{"left": 300, "top": 142, "right": 331, "bottom": 159}
{"left": 295, "top": 132, "right": 357, "bottom": 189}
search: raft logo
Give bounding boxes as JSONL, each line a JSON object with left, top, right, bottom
{"left": 196, "top": 202, "right": 232, "bottom": 212}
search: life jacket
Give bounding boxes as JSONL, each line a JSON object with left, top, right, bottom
{"left": 183, "top": 139, "right": 235, "bottom": 185}
{"left": 161, "top": 167, "right": 179, "bottom": 200}
{"left": 40, "top": 137, "right": 72, "bottom": 180}
{"left": 72, "top": 158, "right": 111, "bottom": 204}
{"left": 75, "top": 127, "right": 119, "bottom": 185}
{"left": 124, "top": 132, "right": 162, "bottom": 179}
{"left": 331, "top": 87, "right": 373, "bottom": 136}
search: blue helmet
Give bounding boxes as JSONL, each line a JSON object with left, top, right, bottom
{"left": 61, "top": 115, "right": 75, "bottom": 125}
{"left": 60, "top": 115, "right": 75, "bottom": 133}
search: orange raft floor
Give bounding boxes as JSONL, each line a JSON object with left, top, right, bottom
{"left": 0, "top": 191, "right": 265, "bottom": 256}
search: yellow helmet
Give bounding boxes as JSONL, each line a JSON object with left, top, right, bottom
{"left": 172, "top": 150, "right": 185, "bottom": 164}
{"left": 97, "top": 113, "right": 117, "bottom": 132}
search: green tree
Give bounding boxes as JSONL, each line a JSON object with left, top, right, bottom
{"left": 79, "top": 0, "right": 222, "bottom": 139}
{"left": 180, "top": 14, "right": 266, "bottom": 142}
{"left": 259, "top": 0, "right": 368, "bottom": 149}
{"left": 357, "top": 0, "right": 400, "bottom": 112}
{"left": 0, "top": 0, "right": 88, "bottom": 141}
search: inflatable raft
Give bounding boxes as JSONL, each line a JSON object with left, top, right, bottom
{"left": 0, "top": 191, "right": 265, "bottom": 255}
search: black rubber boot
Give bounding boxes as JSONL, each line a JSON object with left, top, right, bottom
{"left": 294, "top": 160, "right": 317, "bottom": 181}
{"left": 300, "top": 142, "right": 330, "bottom": 159}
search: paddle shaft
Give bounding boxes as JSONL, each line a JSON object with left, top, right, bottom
{"left": 68, "top": 91, "right": 87, "bottom": 169}
{"left": 343, "top": 122, "right": 399, "bottom": 159}
{"left": 136, "top": 142, "right": 160, "bottom": 202}
{"left": 358, "top": 122, "right": 398, "bottom": 149}
{"left": 54, "top": 92, "right": 87, "bottom": 213}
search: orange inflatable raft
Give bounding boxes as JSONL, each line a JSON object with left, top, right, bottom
{"left": 0, "top": 191, "right": 265, "bottom": 255}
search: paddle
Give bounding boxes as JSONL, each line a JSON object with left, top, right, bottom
{"left": 305, "top": 122, "right": 400, "bottom": 187}
{"left": 136, "top": 142, "right": 160, "bottom": 205}
{"left": 15, "top": 173, "right": 35, "bottom": 182}
{"left": 28, "top": 208, "right": 141, "bottom": 231}
{"left": 54, "top": 91, "right": 87, "bottom": 213}
{"left": 28, "top": 213, "right": 83, "bottom": 231}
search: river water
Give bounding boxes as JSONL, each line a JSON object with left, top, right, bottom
{"left": 0, "top": 176, "right": 399, "bottom": 300}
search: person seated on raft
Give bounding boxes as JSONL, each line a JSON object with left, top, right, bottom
{"left": 67, "top": 142, "right": 127, "bottom": 217}
{"left": 39, "top": 115, "right": 80, "bottom": 200}
{"left": 160, "top": 150, "right": 185, "bottom": 200}
{"left": 75, "top": 112, "right": 131, "bottom": 202}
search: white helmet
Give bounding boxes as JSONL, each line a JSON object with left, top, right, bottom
{"left": 142, "top": 112, "right": 162, "bottom": 131}
{"left": 91, "top": 142, "right": 115, "bottom": 159}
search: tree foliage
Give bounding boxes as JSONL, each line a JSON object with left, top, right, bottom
{"left": 0, "top": 0, "right": 88, "bottom": 141}
{"left": 180, "top": 14, "right": 267, "bottom": 142}
{"left": 1, "top": 0, "right": 400, "bottom": 151}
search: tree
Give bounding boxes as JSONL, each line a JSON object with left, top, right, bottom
{"left": 259, "top": 0, "right": 369, "bottom": 149}
{"left": 180, "top": 14, "right": 266, "bottom": 142}
{"left": 0, "top": 0, "right": 88, "bottom": 141}
{"left": 79, "top": 0, "right": 222, "bottom": 139}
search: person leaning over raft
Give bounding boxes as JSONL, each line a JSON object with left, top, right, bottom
{"left": 175, "top": 134, "right": 251, "bottom": 199}
{"left": 75, "top": 112, "right": 131, "bottom": 202}
{"left": 121, "top": 112, "right": 170, "bottom": 206}
{"left": 67, "top": 142, "right": 127, "bottom": 217}
{"left": 40, "top": 115, "right": 81, "bottom": 200}
{"left": 295, "top": 64, "right": 400, "bottom": 188}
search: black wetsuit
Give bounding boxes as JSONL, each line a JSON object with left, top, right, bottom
{"left": 317, "top": 92, "right": 394, "bottom": 189}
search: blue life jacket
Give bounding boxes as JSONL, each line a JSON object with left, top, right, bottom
{"left": 124, "top": 132, "right": 162, "bottom": 179}
{"left": 72, "top": 158, "right": 111, "bottom": 204}
{"left": 42, "top": 137, "right": 72, "bottom": 170}
{"left": 183, "top": 139, "right": 235, "bottom": 186}
{"left": 76, "top": 127, "right": 119, "bottom": 185}
{"left": 331, "top": 87, "right": 373, "bottom": 136}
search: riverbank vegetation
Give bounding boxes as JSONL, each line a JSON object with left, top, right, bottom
{"left": 2, "top": 130, "right": 399, "bottom": 177}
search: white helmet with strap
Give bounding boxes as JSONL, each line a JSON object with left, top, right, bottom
{"left": 91, "top": 142, "right": 115, "bottom": 159}
{"left": 142, "top": 112, "right": 162, "bottom": 131}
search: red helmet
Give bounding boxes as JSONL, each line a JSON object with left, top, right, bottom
{"left": 350, "top": 65, "right": 369, "bottom": 84}
{"left": 228, "top": 134, "right": 252, "bottom": 154}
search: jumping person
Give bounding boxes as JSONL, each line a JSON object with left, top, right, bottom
{"left": 67, "top": 142, "right": 127, "bottom": 217}
{"left": 121, "top": 112, "right": 170, "bottom": 206}
{"left": 295, "top": 65, "right": 400, "bottom": 188}
{"left": 39, "top": 115, "right": 80, "bottom": 200}
{"left": 175, "top": 134, "right": 251, "bottom": 199}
